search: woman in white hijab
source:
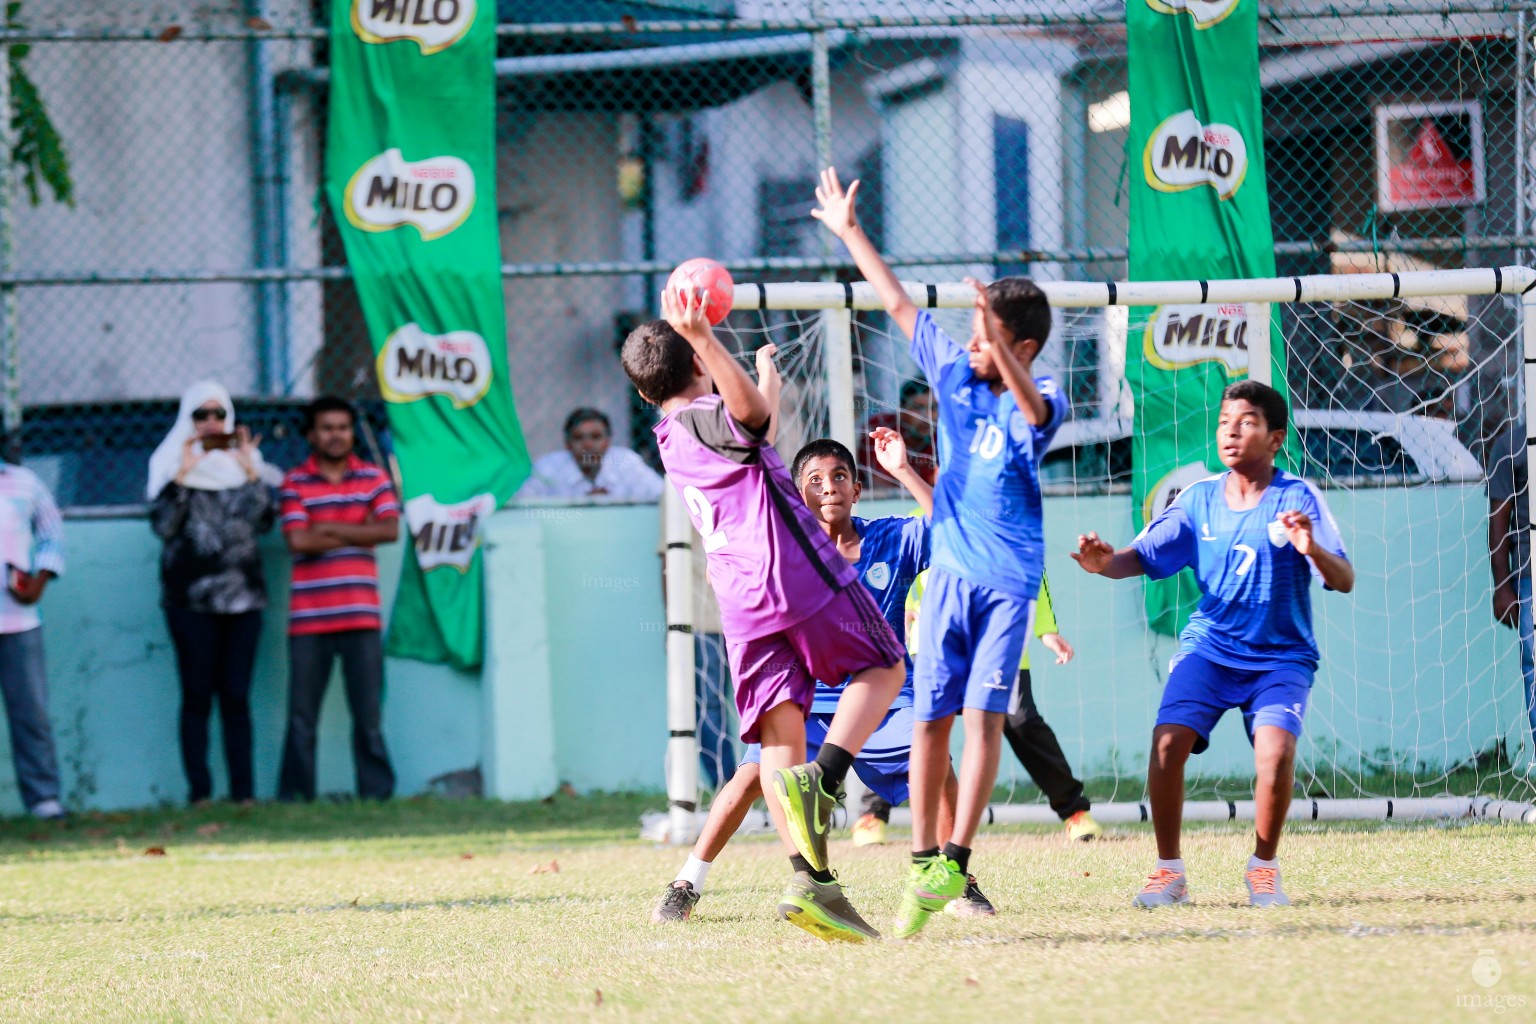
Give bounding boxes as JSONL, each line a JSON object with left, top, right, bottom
{"left": 148, "top": 382, "right": 281, "bottom": 805}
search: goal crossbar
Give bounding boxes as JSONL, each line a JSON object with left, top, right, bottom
{"left": 728, "top": 265, "right": 1536, "bottom": 312}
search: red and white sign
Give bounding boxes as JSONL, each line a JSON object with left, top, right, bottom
{"left": 1375, "top": 101, "right": 1485, "bottom": 212}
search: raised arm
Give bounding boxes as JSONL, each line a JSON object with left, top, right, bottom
{"left": 812, "top": 167, "right": 918, "bottom": 339}
{"left": 971, "top": 278, "right": 1048, "bottom": 426}
{"left": 755, "top": 343, "right": 782, "bottom": 446}
{"left": 869, "top": 426, "right": 933, "bottom": 518}
{"left": 664, "top": 287, "right": 772, "bottom": 432}
{"left": 1070, "top": 531, "right": 1146, "bottom": 580}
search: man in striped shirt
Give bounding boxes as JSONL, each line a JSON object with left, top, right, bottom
{"left": 0, "top": 462, "right": 67, "bottom": 819}
{"left": 277, "top": 397, "right": 399, "bottom": 802}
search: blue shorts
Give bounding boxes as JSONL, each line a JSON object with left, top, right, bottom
{"left": 1159, "top": 651, "right": 1313, "bottom": 755}
{"left": 912, "top": 570, "right": 1035, "bottom": 721}
{"left": 741, "top": 704, "right": 913, "bottom": 806}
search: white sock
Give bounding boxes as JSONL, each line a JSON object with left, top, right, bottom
{"left": 1248, "top": 855, "right": 1278, "bottom": 870}
{"left": 1156, "top": 858, "right": 1186, "bottom": 874}
{"left": 676, "top": 855, "right": 711, "bottom": 892}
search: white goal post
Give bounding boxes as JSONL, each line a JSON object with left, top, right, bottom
{"left": 655, "top": 266, "right": 1536, "bottom": 843}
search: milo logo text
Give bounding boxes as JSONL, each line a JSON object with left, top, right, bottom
{"left": 344, "top": 149, "right": 475, "bottom": 240}
{"left": 405, "top": 493, "right": 496, "bottom": 572}
{"left": 1145, "top": 0, "right": 1242, "bottom": 28}
{"left": 1144, "top": 111, "right": 1249, "bottom": 199}
{"left": 377, "top": 323, "right": 492, "bottom": 409}
{"left": 1145, "top": 303, "right": 1251, "bottom": 374}
{"left": 351, "top": 0, "right": 475, "bottom": 55}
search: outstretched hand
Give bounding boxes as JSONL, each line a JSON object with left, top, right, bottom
{"left": 868, "top": 426, "right": 909, "bottom": 476}
{"left": 1277, "top": 510, "right": 1315, "bottom": 555}
{"left": 662, "top": 284, "right": 713, "bottom": 346}
{"left": 965, "top": 276, "right": 1007, "bottom": 353}
{"left": 1071, "top": 531, "right": 1115, "bottom": 574}
{"left": 1040, "top": 632, "right": 1075, "bottom": 665}
{"left": 810, "top": 166, "right": 860, "bottom": 240}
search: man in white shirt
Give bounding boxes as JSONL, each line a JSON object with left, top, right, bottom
{"left": 0, "top": 462, "right": 66, "bottom": 818}
{"left": 516, "top": 408, "right": 664, "bottom": 501}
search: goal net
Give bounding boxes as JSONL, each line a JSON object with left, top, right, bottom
{"left": 658, "top": 267, "right": 1536, "bottom": 840}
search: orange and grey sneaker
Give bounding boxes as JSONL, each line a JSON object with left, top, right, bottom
{"left": 851, "top": 812, "right": 887, "bottom": 847}
{"left": 1245, "top": 863, "right": 1290, "bottom": 907}
{"left": 1133, "top": 866, "right": 1190, "bottom": 908}
{"left": 1064, "top": 810, "right": 1103, "bottom": 842}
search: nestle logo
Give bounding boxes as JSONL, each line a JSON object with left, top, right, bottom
{"left": 411, "top": 166, "right": 458, "bottom": 180}
{"left": 1202, "top": 128, "right": 1231, "bottom": 146}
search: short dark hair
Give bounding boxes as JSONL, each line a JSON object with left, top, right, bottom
{"left": 564, "top": 407, "right": 611, "bottom": 439}
{"left": 791, "top": 438, "right": 857, "bottom": 484}
{"left": 621, "top": 320, "right": 696, "bottom": 405}
{"left": 898, "top": 379, "right": 931, "bottom": 409}
{"left": 987, "top": 276, "right": 1051, "bottom": 348}
{"left": 1222, "top": 379, "right": 1288, "bottom": 434}
{"left": 303, "top": 395, "right": 356, "bottom": 433}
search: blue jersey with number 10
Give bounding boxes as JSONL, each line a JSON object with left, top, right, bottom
{"left": 1131, "top": 470, "right": 1349, "bottom": 672}
{"left": 910, "top": 310, "right": 1069, "bottom": 600}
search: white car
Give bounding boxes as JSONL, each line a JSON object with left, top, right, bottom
{"left": 1040, "top": 409, "right": 1483, "bottom": 494}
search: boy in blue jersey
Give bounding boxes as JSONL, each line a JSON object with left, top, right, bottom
{"left": 652, "top": 432, "right": 992, "bottom": 922}
{"left": 1072, "top": 380, "right": 1354, "bottom": 908}
{"left": 813, "top": 167, "right": 1070, "bottom": 937}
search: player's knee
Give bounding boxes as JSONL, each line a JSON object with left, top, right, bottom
{"left": 1254, "top": 731, "right": 1297, "bottom": 777}
{"left": 1150, "top": 725, "right": 1195, "bottom": 767}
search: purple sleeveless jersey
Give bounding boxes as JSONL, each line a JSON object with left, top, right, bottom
{"left": 654, "top": 395, "right": 859, "bottom": 641}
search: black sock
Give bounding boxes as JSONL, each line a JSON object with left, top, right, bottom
{"left": 942, "top": 842, "right": 971, "bottom": 875}
{"left": 814, "top": 742, "right": 854, "bottom": 795}
{"left": 790, "top": 854, "right": 834, "bottom": 884}
{"left": 912, "top": 846, "right": 940, "bottom": 865}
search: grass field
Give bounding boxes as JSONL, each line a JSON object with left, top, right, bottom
{"left": 0, "top": 794, "right": 1532, "bottom": 1023}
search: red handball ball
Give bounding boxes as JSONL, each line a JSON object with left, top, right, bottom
{"left": 666, "top": 258, "right": 734, "bottom": 326}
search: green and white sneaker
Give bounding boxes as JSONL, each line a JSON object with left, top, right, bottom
{"left": 770, "top": 762, "right": 838, "bottom": 873}
{"left": 893, "top": 855, "right": 965, "bottom": 939}
{"left": 777, "top": 871, "right": 881, "bottom": 943}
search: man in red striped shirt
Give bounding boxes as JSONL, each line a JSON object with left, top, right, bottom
{"left": 277, "top": 397, "right": 399, "bottom": 802}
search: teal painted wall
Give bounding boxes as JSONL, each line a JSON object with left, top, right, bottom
{"left": 1, "top": 487, "right": 1525, "bottom": 812}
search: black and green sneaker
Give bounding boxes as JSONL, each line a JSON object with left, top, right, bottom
{"left": 769, "top": 762, "right": 838, "bottom": 873}
{"left": 777, "top": 871, "right": 881, "bottom": 943}
{"left": 946, "top": 874, "right": 997, "bottom": 918}
{"left": 650, "top": 880, "right": 701, "bottom": 923}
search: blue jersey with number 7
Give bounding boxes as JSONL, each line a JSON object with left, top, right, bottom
{"left": 910, "top": 310, "right": 1068, "bottom": 600}
{"left": 1131, "top": 470, "right": 1349, "bottom": 671}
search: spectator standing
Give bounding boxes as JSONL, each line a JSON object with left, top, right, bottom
{"left": 0, "top": 455, "right": 67, "bottom": 818}
{"left": 1487, "top": 421, "right": 1536, "bottom": 765}
{"left": 147, "top": 381, "right": 280, "bottom": 804}
{"left": 516, "top": 408, "right": 664, "bottom": 501}
{"left": 277, "top": 397, "right": 399, "bottom": 801}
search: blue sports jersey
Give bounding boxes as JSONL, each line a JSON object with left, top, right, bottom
{"left": 809, "top": 514, "right": 929, "bottom": 713}
{"left": 1131, "top": 470, "right": 1349, "bottom": 671}
{"left": 910, "top": 310, "right": 1068, "bottom": 600}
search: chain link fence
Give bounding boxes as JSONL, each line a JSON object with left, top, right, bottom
{"left": 2, "top": 0, "right": 1532, "bottom": 507}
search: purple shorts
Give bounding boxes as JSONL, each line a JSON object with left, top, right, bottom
{"left": 727, "top": 583, "right": 905, "bottom": 744}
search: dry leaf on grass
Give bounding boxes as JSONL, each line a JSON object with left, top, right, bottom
{"left": 157, "top": 25, "right": 182, "bottom": 42}
{"left": 460, "top": 853, "right": 474, "bottom": 860}
{"left": 594, "top": 989, "right": 603, "bottom": 1006}
{"left": 527, "top": 860, "right": 560, "bottom": 875}
{"left": 143, "top": 846, "right": 166, "bottom": 857}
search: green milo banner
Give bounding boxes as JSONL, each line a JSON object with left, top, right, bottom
{"left": 1126, "top": 0, "right": 1292, "bottom": 635}
{"left": 326, "top": 0, "right": 530, "bottom": 670}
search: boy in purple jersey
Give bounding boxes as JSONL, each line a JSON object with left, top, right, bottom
{"left": 813, "top": 166, "right": 1067, "bottom": 937}
{"left": 1073, "top": 381, "right": 1354, "bottom": 908}
{"left": 622, "top": 288, "right": 906, "bottom": 943}
{"left": 652, "top": 431, "right": 994, "bottom": 924}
